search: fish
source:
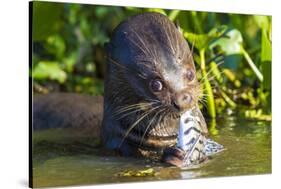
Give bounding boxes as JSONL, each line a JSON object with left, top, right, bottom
{"left": 176, "top": 108, "right": 224, "bottom": 167}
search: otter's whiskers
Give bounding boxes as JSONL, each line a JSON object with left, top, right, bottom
{"left": 118, "top": 104, "right": 161, "bottom": 148}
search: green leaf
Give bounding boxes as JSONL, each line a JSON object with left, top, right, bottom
{"left": 184, "top": 32, "right": 215, "bottom": 51}
{"left": 184, "top": 26, "right": 224, "bottom": 51}
{"left": 260, "top": 27, "right": 272, "bottom": 89}
{"left": 95, "top": 7, "right": 110, "bottom": 18}
{"left": 254, "top": 16, "right": 269, "bottom": 29}
{"left": 209, "top": 28, "right": 243, "bottom": 55}
{"left": 168, "top": 10, "right": 180, "bottom": 22}
{"left": 45, "top": 35, "right": 66, "bottom": 59}
{"left": 261, "top": 60, "right": 271, "bottom": 90}
{"left": 80, "top": 17, "right": 91, "bottom": 40}
{"left": 261, "top": 29, "right": 272, "bottom": 62}
{"left": 32, "top": 61, "right": 67, "bottom": 83}
{"left": 32, "top": 2, "right": 64, "bottom": 41}
{"left": 63, "top": 53, "right": 77, "bottom": 73}
{"left": 226, "top": 29, "right": 243, "bottom": 43}
{"left": 68, "top": 4, "right": 81, "bottom": 24}
{"left": 146, "top": 8, "right": 166, "bottom": 15}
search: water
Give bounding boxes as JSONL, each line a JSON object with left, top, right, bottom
{"left": 32, "top": 116, "right": 271, "bottom": 187}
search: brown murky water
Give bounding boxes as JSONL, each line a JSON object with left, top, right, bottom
{"left": 32, "top": 116, "right": 271, "bottom": 187}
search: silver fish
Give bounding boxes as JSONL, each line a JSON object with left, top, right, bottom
{"left": 177, "top": 108, "right": 224, "bottom": 167}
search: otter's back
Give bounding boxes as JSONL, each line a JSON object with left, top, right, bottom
{"left": 33, "top": 93, "right": 103, "bottom": 138}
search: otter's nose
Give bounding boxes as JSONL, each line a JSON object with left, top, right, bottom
{"left": 172, "top": 93, "right": 193, "bottom": 112}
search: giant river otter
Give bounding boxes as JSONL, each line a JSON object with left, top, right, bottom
{"left": 33, "top": 12, "right": 212, "bottom": 166}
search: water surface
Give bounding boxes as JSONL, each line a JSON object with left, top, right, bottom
{"left": 32, "top": 116, "right": 271, "bottom": 187}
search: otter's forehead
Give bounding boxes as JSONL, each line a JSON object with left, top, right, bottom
{"left": 160, "top": 53, "right": 188, "bottom": 90}
{"left": 108, "top": 12, "right": 191, "bottom": 70}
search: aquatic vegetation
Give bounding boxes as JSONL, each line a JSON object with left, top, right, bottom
{"left": 117, "top": 168, "right": 156, "bottom": 177}
{"left": 32, "top": 2, "right": 271, "bottom": 121}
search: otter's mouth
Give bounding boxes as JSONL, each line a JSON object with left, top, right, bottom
{"left": 118, "top": 121, "right": 178, "bottom": 150}
{"left": 125, "top": 130, "right": 177, "bottom": 149}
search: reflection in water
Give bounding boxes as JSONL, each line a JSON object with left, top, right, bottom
{"left": 32, "top": 117, "right": 271, "bottom": 187}
{"left": 208, "top": 119, "right": 218, "bottom": 135}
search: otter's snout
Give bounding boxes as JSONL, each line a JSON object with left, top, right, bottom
{"left": 172, "top": 93, "right": 193, "bottom": 112}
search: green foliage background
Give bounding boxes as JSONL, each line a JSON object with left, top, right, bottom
{"left": 31, "top": 1, "right": 272, "bottom": 120}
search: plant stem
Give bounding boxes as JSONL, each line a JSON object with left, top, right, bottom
{"left": 168, "top": 10, "right": 180, "bottom": 22}
{"left": 241, "top": 46, "right": 264, "bottom": 82}
{"left": 191, "top": 11, "right": 204, "bottom": 34}
{"left": 220, "top": 90, "right": 236, "bottom": 108}
{"left": 200, "top": 49, "right": 216, "bottom": 118}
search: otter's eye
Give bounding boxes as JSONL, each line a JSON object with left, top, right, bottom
{"left": 186, "top": 69, "right": 195, "bottom": 81}
{"left": 150, "top": 79, "right": 163, "bottom": 92}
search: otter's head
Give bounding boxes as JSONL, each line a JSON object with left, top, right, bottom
{"left": 104, "top": 12, "right": 201, "bottom": 151}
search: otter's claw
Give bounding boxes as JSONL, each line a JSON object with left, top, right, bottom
{"left": 162, "top": 147, "right": 186, "bottom": 167}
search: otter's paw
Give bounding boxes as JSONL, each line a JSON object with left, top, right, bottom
{"left": 162, "top": 147, "right": 186, "bottom": 167}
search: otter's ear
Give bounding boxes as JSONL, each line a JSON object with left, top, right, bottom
{"left": 174, "top": 20, "right": 183, "bottom": 34}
